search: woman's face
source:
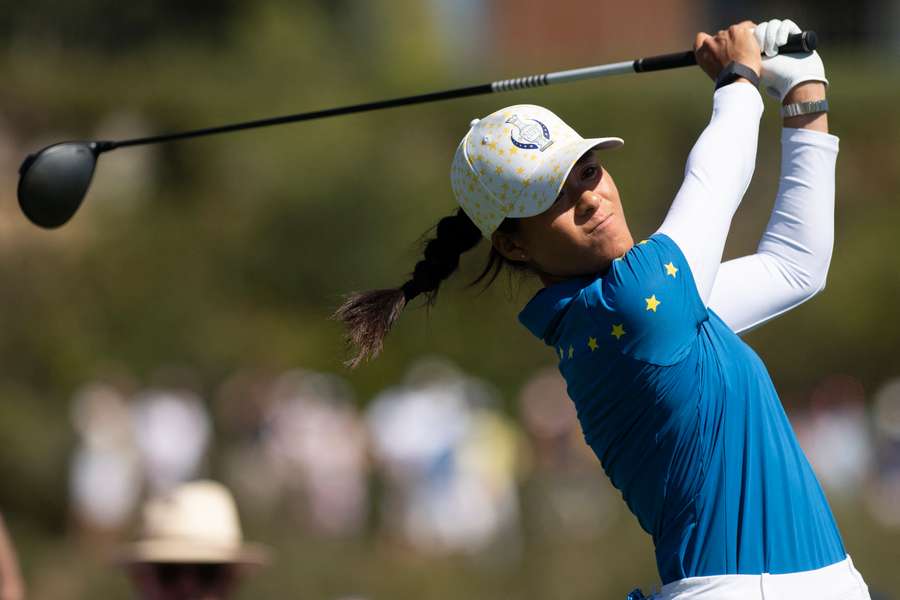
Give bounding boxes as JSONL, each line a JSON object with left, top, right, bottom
{"left": 493, "top": 151, "right": 634, "bottom": 284}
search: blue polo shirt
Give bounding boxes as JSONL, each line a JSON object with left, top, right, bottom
{"left": 518, "top": 234, "right": 845, "bottom": 584}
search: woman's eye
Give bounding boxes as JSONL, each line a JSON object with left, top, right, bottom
{"left": 582, "top": 166, "right": 598, "bottom": 179}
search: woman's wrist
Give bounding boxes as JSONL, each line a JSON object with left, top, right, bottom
{"left": 783, "top": 82, "right": 826, "bottom": 104}
{"left": 782, "top": 82, "right": 828, "bottom": 132}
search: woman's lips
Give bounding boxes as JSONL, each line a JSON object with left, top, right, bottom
{"left": 587, "top": 213, "right": 613, "bottom": 234}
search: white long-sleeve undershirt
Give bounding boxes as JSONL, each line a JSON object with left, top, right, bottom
{"left": 657, "top": 83, "right": 764, "bottom": 302}
{"left": 656, "top": 84, "right": 840, "bottom": 335}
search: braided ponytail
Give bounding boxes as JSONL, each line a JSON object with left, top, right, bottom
{"left": 333, "top": 208, "right": 483, "bottom": 368}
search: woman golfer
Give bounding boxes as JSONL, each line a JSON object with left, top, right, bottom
{"left": 337, "top": 18, "right": 870, "bottom": 599}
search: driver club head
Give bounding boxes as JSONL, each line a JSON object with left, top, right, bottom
{"left": 17, "top": 142, "right": 102, "bottom": 229}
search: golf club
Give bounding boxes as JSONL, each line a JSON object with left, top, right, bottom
{"left": 17, "top": 31, "right": 816, "bottom": 229}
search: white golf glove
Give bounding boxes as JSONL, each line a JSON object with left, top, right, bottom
{"left": 753, "top": 19, "right": 828, "bottom": 101}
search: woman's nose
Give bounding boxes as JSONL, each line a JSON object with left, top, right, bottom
{"left": 575, "top": 190, "right": 601, "bottom": 217}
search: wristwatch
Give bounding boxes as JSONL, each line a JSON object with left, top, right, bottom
{"left": 781, "top": 98, "right": 829, "bottom": 118}
{"left": 715, "top": 61, "right": 760, "bottom": 90}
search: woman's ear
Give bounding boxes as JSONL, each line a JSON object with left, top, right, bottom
{"left": 491, "top": 230, "right": 529, "bottom": 263}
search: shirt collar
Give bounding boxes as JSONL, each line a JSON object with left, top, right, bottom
{"left": 518, "top": 277, "right": 591, "bottom": 342}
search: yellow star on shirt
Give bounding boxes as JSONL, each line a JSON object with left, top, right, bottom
{"left": 568, "top": 345, "right": 574, "bottom": 359}
{"left": 611, "top": 324, "right": 626, "bottom": 339}
{"left": 645, "top": 295, "right": 661, "bottom": 312}
{"left": 664, "top": 262, "right": 678, "bottom": 277}
{"left": 587, "top": 337, "right": 598, "bottom": 351}
{"left": 559, "top": 347, "right": 564, "bottom": 359}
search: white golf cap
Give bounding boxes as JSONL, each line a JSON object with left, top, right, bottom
{"left": 117, "top": 480, "right": 269, "bottom": 565}
{"left": 450, "top": 104, "right": 623, "bottom": 237}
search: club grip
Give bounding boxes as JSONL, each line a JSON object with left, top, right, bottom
{"left": 634, "top": 30, "right": 818, "bottom": 73}
{"left": 634, "top": 51, "right": 696, "bottom": 73}
{"left": 779, "top": 30, "right": 817, "bottom": 53}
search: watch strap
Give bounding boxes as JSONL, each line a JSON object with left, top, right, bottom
{"left": 715, "top": 61, "right": 761, "bottom": 90}
{"left": 781, "top": 98, "right": 829, "bottom": 118}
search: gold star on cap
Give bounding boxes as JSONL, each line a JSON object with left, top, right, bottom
{"left": 568, "top": 345, "right": 574, "bottom": 359}
{"left": 611, "top": 324, "right": 626, "bottom": 339}
{"left": 645, "top": 295, "right": 661, "bottom": 312}
{"left": 587, "top": 337, "right": 598, "bottom": 351}
{"left": 665, "top": 262, "right": 678, "bottom": 277}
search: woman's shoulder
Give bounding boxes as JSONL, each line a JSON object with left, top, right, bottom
{"left": 577, "top": 234, "right": 709, "bottom": 366}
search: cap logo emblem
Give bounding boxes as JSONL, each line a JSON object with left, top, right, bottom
{"left": 506, "top": 115, "right": 553, "bottom": 152}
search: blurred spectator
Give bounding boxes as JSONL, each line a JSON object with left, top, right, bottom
{"left": 518, "top": 367, "right": 579, "bottom": 470}
{"left": 517, "top": 368, "right": 619, "bottom": 542}
{"left": 865, "top": 377, "right": 900, "bottom": 527}
{"left": 119, "top": 480, "right": 269, "bottom": 600}
{"left": 69, "top": 382, "right": 142, "bottom": 539}
{"left": 131, "top": 388, "right": 211, "bottom": 495}
{"left": 215, "top": 369, "right": 283, "bottom": 516}
{"left": 0, "top": 512, "right": 24, "bottom": 600}
{"left": 263, "top": 370, "right": 369, "bottom": 538}
{"left": 451, "top": 404, "right": 521, "bottom": 557}
{"left": 367, "top": 357, "right": 520, "bottom": 556}
{"left": 794, "top": 374, "right": 874, "bottom": 502}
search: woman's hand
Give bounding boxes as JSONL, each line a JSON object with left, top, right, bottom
{"left": 753, "top": 18, "right": 828, "bottom": 102}
{"left": 694, "top": 22, "right": 762, "bottom": 83}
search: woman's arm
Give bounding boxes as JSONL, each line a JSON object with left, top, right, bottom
{"left": 655, "top": 82, "right": 764, "bottom": 302}
{"left": 708, "top": 83, "right": 837, "bottom": 334}
{"left": 654, "top": 23, "right": 765, "bottom": 303}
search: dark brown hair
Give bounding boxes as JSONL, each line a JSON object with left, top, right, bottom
{"left": 333, "top": 209, "right": 520, "bottom": 367}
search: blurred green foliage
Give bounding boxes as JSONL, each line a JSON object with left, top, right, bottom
{"left": 1, "top": 1, "right": 899, "bottom": 598}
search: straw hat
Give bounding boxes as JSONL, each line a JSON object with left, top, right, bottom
{"left": 118, "top": 480, "right": 269, "bottom": 565}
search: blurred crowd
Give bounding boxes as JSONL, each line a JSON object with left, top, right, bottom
{"left": 2, "top": 359, "right": 896, "bottom": 598}
{"left": 67, "top": 357, "right": 623, "bottom": 559}
{"left": 793, "top": 374, "right": 900, "bottom": 526}
{"left": 53, "top": 357, "right": 621, "bottom": 597}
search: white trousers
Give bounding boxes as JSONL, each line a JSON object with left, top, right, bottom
{"left": 654, "top": 556, "right": 870, "bottom": 600}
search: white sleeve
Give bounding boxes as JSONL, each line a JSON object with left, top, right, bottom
{"left": 706, "top": 128, "right": 840, "bottom": 334}
{"left": 656, "top": 83, "right": 764, "bottom": 302}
